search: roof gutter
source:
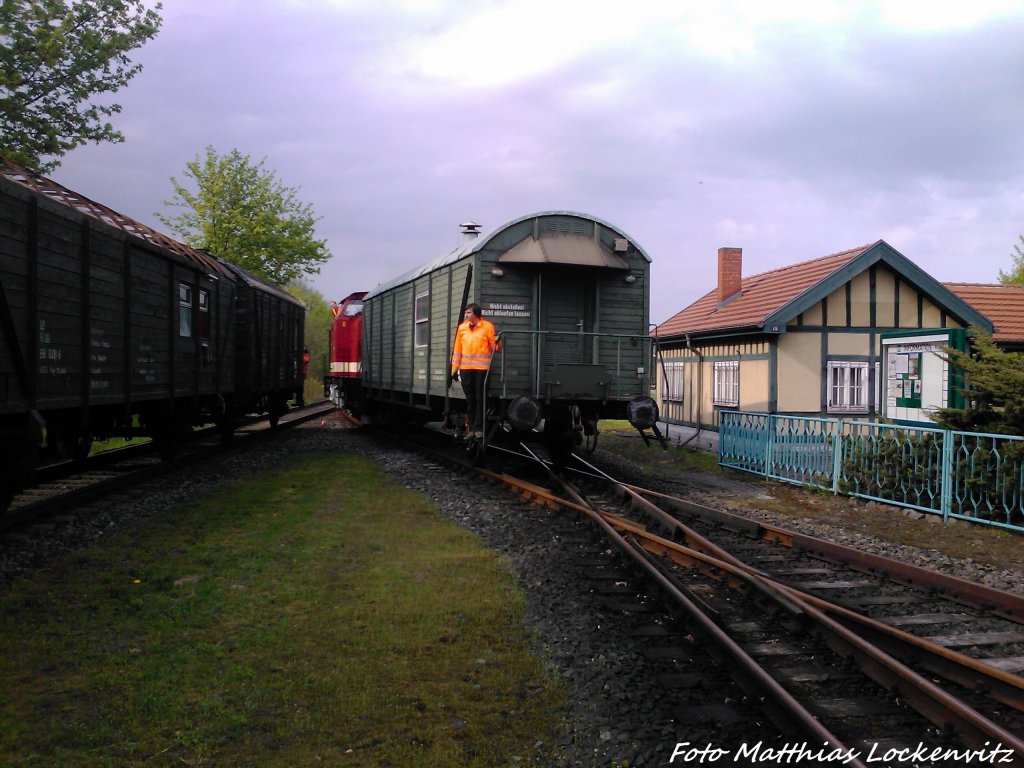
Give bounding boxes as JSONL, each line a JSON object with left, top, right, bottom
{"left": 655, "top": 326, "right": 768, "bottom": 345}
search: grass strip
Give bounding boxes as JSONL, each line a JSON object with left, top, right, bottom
{"left": 599, "top": 424, "right": 720, "bottom": 475}
{"left": 0, "top": 452, "right": 564, "bottom": 767}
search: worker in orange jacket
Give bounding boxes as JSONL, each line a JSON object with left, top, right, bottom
{"left": 450, "top": 303, "right": 498, "bottom": 439}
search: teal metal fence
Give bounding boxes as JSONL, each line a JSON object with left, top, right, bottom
{"left": 718, "top": 411, "right": 1024, "bottom": 533}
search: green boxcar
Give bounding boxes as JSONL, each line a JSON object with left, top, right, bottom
{"left": 359, "top": 211, "right": 655, "bottom": 453}
{"left": 0, "top": 158, "right": 305, "bottom": 509}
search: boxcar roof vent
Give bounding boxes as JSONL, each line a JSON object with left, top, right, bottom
{"left": 460, "top": 221, "right": 481, "bottom": 242}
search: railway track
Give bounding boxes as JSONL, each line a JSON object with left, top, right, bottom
{"left": 2, "top": 401, "right": 336, "bottom": 531}
{"left": 588, "top": 484, "right": 1023, "bottom": 762}
{"left": 388, "top": 425, "right": 1024, "bottom": 766}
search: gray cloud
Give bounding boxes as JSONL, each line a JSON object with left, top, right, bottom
{"left": 51, "top": 2, "right": 1024, "bottom": 324}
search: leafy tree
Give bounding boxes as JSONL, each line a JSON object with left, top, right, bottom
{"left": 932, "top": 327, "right": 1024, "bottom": 435}
{"left": 288, "top": 280, "right": 333, "bottom": 403}
{"left": 0, "top": 0, "right": 162, "bottom": 171}
{"left": 158, "top": 146, "right": 331, "bottom": 285}
{"left": 1001, "top": 236, "right": 1024, "bottom": 284}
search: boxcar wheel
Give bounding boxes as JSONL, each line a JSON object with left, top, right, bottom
{"left": 218, "top": 416, "right": 237, "bottom": 442}
{"left": 465, "top": 435, "right": 486, "bottom": 466}
{"left": 544, "top": 415, "right": 574, "bottom": 470}
{"left": 268, "top": 396, "right": 287, "bottom": 429}
{"left": 1, "top": 416, "right": 43, "bottom": 512}
{"left": 482, "top": 443, "right": 503, "bottom": 473}
{"left": 154, "top": 430, "right": 179, "bottom": 462}
{"left": 0, "top": 480, "right": 16, "bottom": 516}
{"left": 548, "top": 433, "right": 573, "bottom": 470}
{"left": 0, "top": 441, "right": 36, "bottom": 514}
{"left": 71, "top": 433, "right": 93, "bottom": 463}
{"left": 152, "top": 418, "right": 190, "bottom": 462}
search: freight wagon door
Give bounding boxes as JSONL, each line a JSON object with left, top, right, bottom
{"left": 539, "top": 269, "right": 594, "bottom": 371}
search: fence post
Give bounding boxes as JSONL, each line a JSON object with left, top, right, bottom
{"left": 765, "top": 414, "right": 774, "bottom": 478}
{"left": 831, "top": 420, "right": 842, "bottom": 495}
{"left": 940, "top": 428, "right": 952, "bottom": 523}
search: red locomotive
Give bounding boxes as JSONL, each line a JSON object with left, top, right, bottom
{"left": 325, "top": 292, "right": 366, "bottom": 409}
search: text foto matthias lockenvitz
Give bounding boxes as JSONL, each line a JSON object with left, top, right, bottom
{"left": 669, "top": 741, "right": 1016, "bottom": 764}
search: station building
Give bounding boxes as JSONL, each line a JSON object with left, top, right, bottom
{"left": 653, "top": 241, "right": 1023, "bottom": 437}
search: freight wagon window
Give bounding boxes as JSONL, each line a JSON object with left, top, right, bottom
{"left": 414, "top": 291, "right": 429, "bottom": 347}
{"left": 198, "top": 289, "right": 210, "bottom": 339}
{"left": 712, "top": 360, "right": 739, "bottom": 407}
{"left": 179, "top": 283, "right": 192, "bottom": 338}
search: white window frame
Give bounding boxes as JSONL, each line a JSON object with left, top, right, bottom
{"left": 712, "top": 359, "right": 739, "bottom": 407}
{"left": 662, "top": 361, "right": 686, "bottom": 402}
{"left": 414, "top": 291, "right": 430, "bottom": 348}
{"left": 827, "top": 360, "right": 878, "bottom": 414}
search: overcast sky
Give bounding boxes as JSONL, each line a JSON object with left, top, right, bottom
{"left": 53, "top": 0, "right": 1024, "bottom": 324}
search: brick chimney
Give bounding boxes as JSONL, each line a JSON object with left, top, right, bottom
{"left": 717, "top": 247, "right": 742, "bottom": 303}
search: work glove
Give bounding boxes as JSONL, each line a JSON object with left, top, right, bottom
{"left": 450, "top": 371, "right": 459, "bottom": 383}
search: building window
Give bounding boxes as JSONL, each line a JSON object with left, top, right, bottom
{"left": 712, "top": 359, "right": 739, "bottom": 406}
{"left": 828, "top": 360, "right": 872, "bottom": 413}
{"left": 179, "top": 283, "right": 192, "bottom": 337}
{"left": 663, "top": 361, "right": 686, "bottom": 402}
{"left": 414, "top": 291, "right": 429, "bottom": 347}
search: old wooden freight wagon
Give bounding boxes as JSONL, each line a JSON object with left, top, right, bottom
{"left": 0, "top": 158, "right": 305, "bottom": 506}
{"left": 360, "top": 211, "right": 653, "bottom": 439}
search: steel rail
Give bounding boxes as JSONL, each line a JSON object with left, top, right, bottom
{"left": 540, "top": 479, "right": 868, "bottom": 764}
{"left": 373, "top": 428, "right": 1024, "bottom": 758}
{"left": 615, "top": 483, "right": 1024, "bottom": 708}
{"left": 601, "top": 484, "right": 1024, "bottom": 758}
{"left": 492, "top": 448, "right": 1024, "bottom": 724}
{"left": 464, "top": 453, "right": 863, "bottom": 755}
{"left": 776, "top": 577, "right": 1024, "bottom": 713}
{"left": 626, "top": 484, "right": 1024, "bottom": 624}
{"left": 614, "top": 518, "right": 1024, "bottom": 758}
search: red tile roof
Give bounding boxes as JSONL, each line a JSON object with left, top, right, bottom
{"left": 944, "top": 282, "right": 1024, "bottom": 343}
{"left": 655, "top": 244, "right": 871, "bottom": 337}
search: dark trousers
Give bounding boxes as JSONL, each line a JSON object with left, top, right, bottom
{"left": 460, "top": 369, "right": 487, "bottom": 432}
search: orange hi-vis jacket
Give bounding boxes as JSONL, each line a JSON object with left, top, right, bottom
{"left": 451, "top": 318, "right": 497, "bottom": 373}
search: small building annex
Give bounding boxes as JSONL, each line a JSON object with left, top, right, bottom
{"left": 653, "top": 241, "right": 994, "bottom": 433}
